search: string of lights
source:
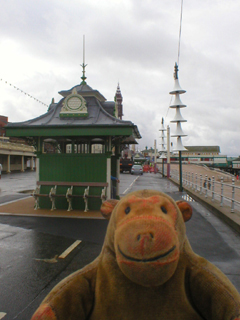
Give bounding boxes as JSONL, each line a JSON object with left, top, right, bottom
{"left": 177, "top": 0, "right": 184, "bottom": 66}
{"left": 0, "top": 78, "right": 49, "bottom": 107}
{"left": 165, "top": 0, "right": 184, "bottom": 119}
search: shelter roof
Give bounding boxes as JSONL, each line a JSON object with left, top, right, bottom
{"left": 59, "top": 83, "right": 106, "bottom": 102}
{"left": 6, "top": 82, "right": 141, "bottom": 140}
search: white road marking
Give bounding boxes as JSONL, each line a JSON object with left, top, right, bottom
{"left": 123, "top": 176, "right": 140, "bottom": 194}
{"left": 59, "top": 240, "right": 82, "bottom": 259}
{"left": 34, "top": 255, "right": 58, "bottom": 263}
{"left": 0, "top": 312, "right": 7, "bottom": 319}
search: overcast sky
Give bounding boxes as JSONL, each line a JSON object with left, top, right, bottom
{"left": 0, "top": 0, "right": 239, "bottom": 156}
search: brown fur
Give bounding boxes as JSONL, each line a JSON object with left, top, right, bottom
{"left": 31, "top": 190, "right": 240, "bottom": 320}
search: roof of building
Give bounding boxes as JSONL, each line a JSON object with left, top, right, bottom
{"left": 59, "top": 83, "right": 106, "bottom": 101}
{"left": 184, "top": 146, "right": 220, "bottom": 153}
{"left": 6, "top": 81, "right": 141, "bottom": 140}
{"left": 134, "top": 152, "right": 145, "bottom": 159}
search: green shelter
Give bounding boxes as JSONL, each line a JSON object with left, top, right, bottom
{"left": 6, "top": 76, "right": 141, "bottom": 211}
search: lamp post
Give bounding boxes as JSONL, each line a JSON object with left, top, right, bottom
{"left": 159, "top": 118, "right": 167, "bottom": 177}
{"left": 169, "top": 63, "right": 187, "bottom": 192}
{"left": 154, "top": 139, "right": 157, "bottom": 174}
{"left": 167, "top": 125, "right": 171, "bottom": 178}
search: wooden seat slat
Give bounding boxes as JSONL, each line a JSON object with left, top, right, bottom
{"left": 67, "top": 194, "right": 84, "bottom": 197}
{"left": 50, "top": 194, "right": 66, "bottom": 197}
{"left": 85, "top": 195, "right": 103, "bottom": 198}
{"left": 37, "top": 181, "right": 108, "bottom": 187}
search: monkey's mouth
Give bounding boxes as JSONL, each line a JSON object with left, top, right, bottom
{"left": 118, "top": 245, "right": 176, "bottom": 262}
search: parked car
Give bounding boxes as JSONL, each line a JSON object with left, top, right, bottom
{"left": 131, "top": 165, "right": 143, "bottom": 175}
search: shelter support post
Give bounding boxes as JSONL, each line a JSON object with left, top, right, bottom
{"left": 7, "top": 154, "right": 11, "bottom": 173}
{"left": 106, "top": 157, "right": 111, "bottom": 199}
{"left": 21, "top": 156, "right": 24, "bottom": 172}
{"left": 116, "top": 144, "right": 121, "bottom": 199}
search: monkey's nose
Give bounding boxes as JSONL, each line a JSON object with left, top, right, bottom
{"left": 137, "top": 232, "right": 154, "bottom": 241}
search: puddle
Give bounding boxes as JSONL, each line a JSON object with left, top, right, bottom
{"left": 181, "top": 194, "right": 195, "bottom": 202}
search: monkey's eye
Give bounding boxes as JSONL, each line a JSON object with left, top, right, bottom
{"left": 125, "top": 207, "right": 131, "bottom": 214}
{"left": 161, "top": 206, "right": 167, "bottom": 214}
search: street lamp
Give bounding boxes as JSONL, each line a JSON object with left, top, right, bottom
{"left": 170, "top": 63, "right": 187, "bottom": 192}
{"left": 167, "top": 125, "right": 171, "bottom": 178}
{"left": 159, "top": 118, "right": 167, "bottom": 177}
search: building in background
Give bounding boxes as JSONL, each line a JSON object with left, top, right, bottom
{"left": 170, "top": 146, "right": 228, "bottom": 168}
{"left": 114, "top": 83, "right": 123, "bottom": 120}
{"left": 0, "top": 115, "right": 36, "bottom": 173}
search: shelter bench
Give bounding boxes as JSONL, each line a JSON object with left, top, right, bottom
{"left": 32, "top": 181, "right": 108, "bottom": 212}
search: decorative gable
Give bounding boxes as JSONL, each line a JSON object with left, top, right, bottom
{"left": 60, "top": 88, "right": 88, "bottom": 118}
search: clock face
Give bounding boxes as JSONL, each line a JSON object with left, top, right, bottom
{"left": 67, "top": 97, "right": 82, "bottom": 110}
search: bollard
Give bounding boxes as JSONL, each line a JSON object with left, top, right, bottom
{"left": 231, "top": 178, "right": 235, "bottom": 213}
{"left": 212, "top": 176, "right": 215, "bottom": 201}
{"left": 220, "top": 177, "right": 224, "bottom": 207}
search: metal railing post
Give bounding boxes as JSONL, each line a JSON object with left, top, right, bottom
{"left": 192, "top": 172, "right": 194, "bottom": 189}
{"left": 195, "top": 173, "right": 198, "bottom": 192}
{"left": 212, "top": 176, "right": 215, "bottom": 201}
{"left": 220, "top": 177, "right": 224, "bottom": 207}
{"left": 205, "top": 175, "right": 208, "bottom": 198}
{"left": 200, "top": 174, "right": 202, "bottom": 194}
{"left": 231, "top": 178, "right": 235, "bottom": 213}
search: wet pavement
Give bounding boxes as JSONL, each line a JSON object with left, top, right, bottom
{"left": 0, "top": 171, "right": 36, "bottom": 205}
{"left": 0, "top": 171, "right": 240, "bottom": 319}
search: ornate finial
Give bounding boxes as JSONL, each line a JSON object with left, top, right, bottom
{"left": 174, "top": 62, "right": 179, "bottom": 80}
{"left": 161, "top": 117, "right": 164, "bottom": 125}
{"left": 80, "top": 35, "right": 87, "bottom": 85}
{"left": 80, "top": 62, "right": 87, "bottom": 85}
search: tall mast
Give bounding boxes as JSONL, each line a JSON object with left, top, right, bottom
{"left": 80, "top": 35, "right": 87, "bottom": 85}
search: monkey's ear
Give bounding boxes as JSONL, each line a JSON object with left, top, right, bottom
{"left": 176, "top": 200, "right": 192, "bottom": 222}
{"left": 100, "top": 199, "right": 119, "bottom": 220}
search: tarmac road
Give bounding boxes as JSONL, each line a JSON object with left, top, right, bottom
{"left": 0, "top": 171, "right": 240, "bottom": 319}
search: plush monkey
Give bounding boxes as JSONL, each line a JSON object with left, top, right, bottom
{"left": 31, "top": 190, "right": 240, "bottom": 320}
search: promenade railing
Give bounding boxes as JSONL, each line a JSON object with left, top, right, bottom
{"left": 170, "top": 169, "right": 240, "bottom": 213}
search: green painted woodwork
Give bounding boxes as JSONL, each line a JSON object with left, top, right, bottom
{"left": 39, "top": 153, "right": 107, "bottom": 210}
{"left": 6, "top": 126, "right": 133, "bottom": 137}
{"left": 39, "top": 153, "right": 106, "bottom": 181}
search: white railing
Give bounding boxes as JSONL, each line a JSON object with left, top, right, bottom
{"left": 170, "top": 169, "right": 240, "bottom": 213}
